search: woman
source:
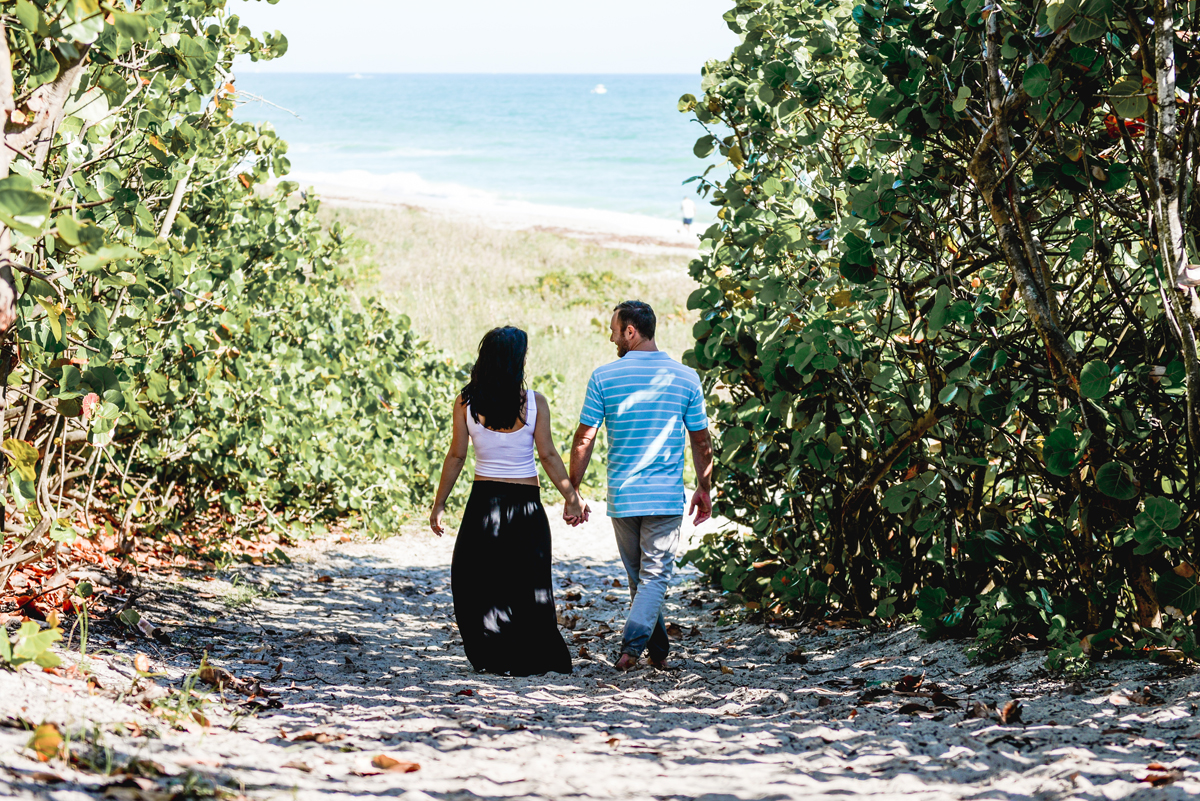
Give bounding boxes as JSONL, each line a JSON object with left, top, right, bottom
{"left": 429, "top": 326, "right": 582, "bottom": 676}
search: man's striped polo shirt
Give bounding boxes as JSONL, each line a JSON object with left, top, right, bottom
{"left": 580, "top": 350, "right": 708, "bottom": 518}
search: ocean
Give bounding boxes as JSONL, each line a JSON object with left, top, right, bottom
{"left": 233, "top": 73, "right": 714, "bottom": 222}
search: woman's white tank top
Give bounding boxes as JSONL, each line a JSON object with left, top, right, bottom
{"left": 466, "top": 391, "right": 538, "bottom": 479}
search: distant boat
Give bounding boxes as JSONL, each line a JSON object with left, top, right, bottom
{"left": 591, "top": 84, "right": 607, "bottom": 94}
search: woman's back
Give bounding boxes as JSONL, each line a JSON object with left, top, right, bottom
{"left": 465, "top": 390, "right": 537, "bottom": 479}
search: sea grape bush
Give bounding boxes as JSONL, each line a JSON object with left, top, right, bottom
{"left": 680, "top": 0, "right": 1200, "bottom": 659}
{"left": 0, "top": 0, "right": 464, "bottom": 583}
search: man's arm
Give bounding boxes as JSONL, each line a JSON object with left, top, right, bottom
{"left": 570, "top": 424, "right": 599, "bottom": 490}
{"left": 687, "top": 427, "right": 713, "bottom": 525}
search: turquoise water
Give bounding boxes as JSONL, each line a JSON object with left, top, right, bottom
{"left": 234, "top": 73, "right": 713, "bottom": 220}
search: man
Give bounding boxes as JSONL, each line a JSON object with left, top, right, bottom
{"left": 680, "top": 197, "right": 696, "bottom": 234}
{"left": 570, "top": 300, "right": 713, "bottom": 671}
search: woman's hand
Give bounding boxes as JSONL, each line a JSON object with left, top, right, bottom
{"left": 563, "top": 492, "right": 587, "bottom": 526}
{"left": 430, "top": 503, "right": 446, "bottom": 536}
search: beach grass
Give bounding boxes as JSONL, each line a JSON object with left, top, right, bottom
{"left": 323, "top": 205, "right": 699, "bottom": 456}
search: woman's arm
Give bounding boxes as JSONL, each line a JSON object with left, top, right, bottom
{"left": 532, "top": 393, "right": 587, "bottom": 524}
{"left": 430, "top": 396, "right": 470, "bottom": 535}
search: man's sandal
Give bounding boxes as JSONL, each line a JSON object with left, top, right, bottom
{"left": 614, "top": 653, "right": 638, "bottom": 672}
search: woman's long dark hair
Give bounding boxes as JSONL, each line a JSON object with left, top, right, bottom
{"left": 461, "top": 326, "right": 528, "bottom": 430}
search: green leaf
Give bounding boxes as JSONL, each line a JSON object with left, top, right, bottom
{"left": 693, "top": 136, "right": 715, "bottom": 158}
{"left": 1137, "top": 496, "right": 1181, "bottom": 534}
{"left": 1023, "top": 64, "right": 1052, "bottom": 98}
{"left": 1043, "top": 427, "right": 1079, "bottom": 476}
{"left": 60, "top": 0, "right": 105, "bottom": 44}
{"left": 1079, "top": 359, "right": 1111, "bottom": 399}
{"left": 28, "top": 49, "right": 60, "bottom": 88}
{"left": 1156, "top": 573, "right": 1200, "bottom": 615}
{"left": 15, "top": 0, "right": 49, "bottom": 37}
{"left": 0, "top": 176, "right": 52, "bottom": 237}
{"left": 1, "top": 438, "right": 39, "bottom": 482}
{"left": 978, "top": 392, "right": 1012, "bottom": 426}
{"left": 1095, "top": 461, "right": 1137, "bottom": 499}
{"left": 112, "top": 10, "right": 153, "bottom": 42}
{"left": 1110, "top": 76, "right": 1147, "bottom": 120}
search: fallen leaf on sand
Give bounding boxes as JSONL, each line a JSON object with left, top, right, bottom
{"left": 456, "top": 689, "right": 474, "bottom": 697}
{"left": 282, "top": 760, "right": 311, "bottom": 772}
{"left": 612, "top": 578, "right": 622, "bottom": 587}
{"left": 606, "top": 737, "right": 620, "bottom": 747}
{"left": 32, "top": 771, "right": 64, "bottom": 783}
{"left": 665, "top": 622, "right": 684, "bottom": 639}
{"left": 371, "top": 754, "right": 420, "bottom": 773}
{"left": 719, "top": 665, "right": 734, "bottom": 675}
{"left": 562, "top": 589, "right": 582, "bottom": 601}
{"left": 817, "top": 697, "right": 833, "bottom": 707}
{"left": 244, "top": 658, "right": 269, "bottom": 666}
{"left": 293, "top": 730, "right": 343, "bottom": 743}
{"left": 897, "top": 702, "right": 931, "bottom": 715}
{"left": 848, "top": 709, "right": 858, "bottom": 720}
{"left": 133, "top": 654, "right": 150, "bottom": 673}
{"left": 855, "top": 657, "right": 889, "bottom": 669}
{"left": 29, "top": 723, "right": 62, "bottom": 761}
{"left": 784, "top": 648, "right": 807, "bottom": 664}
{"left": 198, "top": 665, "right": 236, "bottom": 689}
{"left": 999, "top": 700, "right": 1023, "bottom": 725}
{"left": 1142, "top": 764, "right": 1183, "bottom": 786}
{"left": 895, "top": 673, "right": 924, "bottom": 693}
{"left": 1129, "top": 686, "right": 1164, "bottom": 705}
{"left": 578, "top": 646, "right": 592, "bottom": 660}
{"left": 931, "top": 692, "right": 961, "bottom": 709}
{"left": 688, "top": 625, "right": 702, "bottom": 638}
{"left": 316, "top": 576, "right": 334, "bottom": 584}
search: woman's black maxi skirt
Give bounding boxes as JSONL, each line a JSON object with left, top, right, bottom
{"left": 451, "top": 481, "right": 572, "bottom": 676}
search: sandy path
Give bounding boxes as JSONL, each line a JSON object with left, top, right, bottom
{"left": 3, "top": 506, "right": 1200, "bottom": 800}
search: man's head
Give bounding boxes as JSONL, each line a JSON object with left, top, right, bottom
{"left": 610, "top": 300, "right": 656, "bottom": 357}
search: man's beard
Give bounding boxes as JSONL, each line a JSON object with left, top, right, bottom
{"left": 615, "top": 336, "right": 629, "bottom": 357}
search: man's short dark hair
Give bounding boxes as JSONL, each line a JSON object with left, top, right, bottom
{"left": 614, "top": 300, "right": 656, "bottom": 340}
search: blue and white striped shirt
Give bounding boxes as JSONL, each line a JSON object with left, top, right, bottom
{"left": 580, "top": 351, "right": 708, "bottom": 518}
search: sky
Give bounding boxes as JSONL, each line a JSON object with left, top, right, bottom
{"left": 230, "top": 0, "right": 741, "bottom": 74}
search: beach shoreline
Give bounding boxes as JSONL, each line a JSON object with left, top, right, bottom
{"left": 280, "top": 170, "right": 704, "bottom": 256}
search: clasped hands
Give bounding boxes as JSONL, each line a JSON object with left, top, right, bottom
{"left": 563, "top": 491, "right": 590, "bottom": 527}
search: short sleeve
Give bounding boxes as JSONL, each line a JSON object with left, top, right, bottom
{"left": 579, "top": 371, "right": 606, "bottom": 427}
{"left": 683, "top": 378, "right": 708, "bottom": 432}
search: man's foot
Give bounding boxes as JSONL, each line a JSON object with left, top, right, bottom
{"left": 648, "top": 656, "right": 668, "bottom": 670}
{"left": 614, "top": 653, "right": 638, "bottom": 672}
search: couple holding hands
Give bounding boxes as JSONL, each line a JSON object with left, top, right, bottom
{"left": 430, "top": 300, "right": 713, "bottom": 676}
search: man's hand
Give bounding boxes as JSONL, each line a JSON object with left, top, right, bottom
{"left": 689, "top": 487, "right": 712, "bottom": 526}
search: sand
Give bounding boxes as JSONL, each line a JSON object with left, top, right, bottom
{"left": 2, "top": 504, "right": 1200, "bottom": 800}
{"left": 279, "top": 170, "right": 703, "bottom": 256}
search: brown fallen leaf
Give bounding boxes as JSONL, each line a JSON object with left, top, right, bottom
{"left": 688, "top": 625, "right": 702, "bottom": 638}
{"left": 606, "top": 737, "right": 620, "bottom": 747}
{"left": 612, "top": 578, "right": 622, "bottom": 587}
{"left": 578, "top": 646, "right": 592, "bottom": 660}
{"left": 665, "top": 622, "right": 684, "bottom": 639}
{"left": 29, "top": 723, "right": 62, "bottom": 762}
{"left": 719, "top": 665, "right": 734, "bottom": 675}
{"left": 897, "top": 702, "right": 931, "bottom": 715}
{"left": 848, "top": 709, "right": 858, "bottom": 720}
{"left": 1142, "top": 765, "right": 1183, "bottom": 786}
{"left": 244, "top": 658, "right": 269, "bottom": 666}
{"left": 931, "top": 692, "right": 961, "bottom": 709}
{"left": 895, "top": 673, "right": 924, "bottom": 693}
{"left": 293, "top": 730, "right": 343, "bottom": 743}
{"left": 456, "top": 689, "right": 474, "bottom": 696}
{"left": 198, "top": 665, "right": 236, "bottom": 689}
{"left": 133, "top": 654, "right": 150, "bottom": 673}
{"left": 999, "top": 699, "right": 1022, "bottom": 724}
{"left": 817, "top": 697, "right": 833, "bottom": 707}
{"left": 1129, "top": 686, "right": 1164, "bottom": 705}
{"left": 966, "top": 700, "right": 991, "bottom": 720}
{"left": 316, "top": 575, "right": 334, "bottom": 584}
{"left": 562, "top": 589, "right": 582, "bottom": 601}
{"left": 282, "top": 760, "right": 311, "bottom": 772}
{"left": 191, "top": 711, "right": 209, "bottom": 728}
{"left": 371, "top": 754, "right": 420, "bottom": 773}
{"left": 784, "top": 648, "right": 807, "bottom": 665}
